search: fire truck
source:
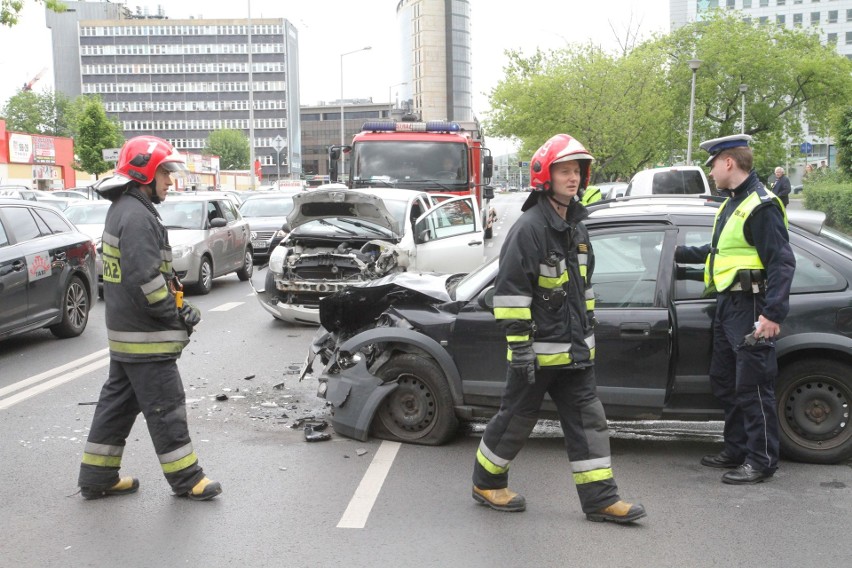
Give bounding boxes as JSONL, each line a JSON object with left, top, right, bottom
{"left": 329, "top": 120, "right": 496, "bottom": 237}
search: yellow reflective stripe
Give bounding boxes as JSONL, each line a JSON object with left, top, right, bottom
{"left": 81, "top": 452, "right": 122, "bottom": 468}
{"left": 476, "top": 449, "right": 509, "bottom": 475}
{"left": 494, "top": 307, "right": 531, "bottom": 320}
{"left": 538, "top": 272, "right": 569, "bottom": 288}
{"left": 538, "top": 352, "right": 572, "bottom": 366}
{"left": 109, "top": 340, "right": 186, "bottom": 355}
{"left": 589, "top": 347, "right": 595, "bottom": 360}
{"left": 161, "top": 451, "right": 198, "bottom": 474}
{"left": 580, "top": 265, "right": 588, "bottom": 279}
{"left": 145, "top": 286, "right": 169, "bottom": 304}
{"left": 160, "top": 261, "right": 173, "bottom": 273}
{"left": 586, "top": 299, "right": 595, "bottom": 311}
{"left": 102, "top": 243, "right": 120, "bottom": 257}
{"left": 102, "top": 255, "right": 121, "bottom": 283}
{"left": 506, "top": 335, "right": 530, "bottom": 343}
{"left": 573, "top": 468, "right": 613, "bottom": 485}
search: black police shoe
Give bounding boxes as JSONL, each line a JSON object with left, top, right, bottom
{"left": 721, "top": 464, "right": 773, "bottom": 485}
{"left": 700, "top": 450, "right": 743, "bottom": 469}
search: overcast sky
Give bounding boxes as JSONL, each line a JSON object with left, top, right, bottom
{"left": 0, "top": 0, "right": 670, "bottom": 153}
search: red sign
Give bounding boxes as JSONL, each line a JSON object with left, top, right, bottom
{"left": 254, "top": 159, "right": 262, "bottom": 180}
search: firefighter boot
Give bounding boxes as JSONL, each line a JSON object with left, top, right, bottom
{"left": 472, "top": 485, "right": 526, "bottom": 512}
{"left": 81, "top": 476, "right": 139, "bottom": 500}
{"left": 586, "top": 500, "right": 647, "bottom": 524}
{"left": 184, "top": 477, "right": 222, "bottom": 501}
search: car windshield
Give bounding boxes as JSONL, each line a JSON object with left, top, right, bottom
{"left": 352, "top": 141, "right": 469, "bottom": 190}
{"left": 240, "top": 197, "right": 294, "bottom": 217}
{"left": 64, "top": 205, "right": 109, "bottom": 225}
{"left": 155, "top": 201, "right": 205, "bottom": 229}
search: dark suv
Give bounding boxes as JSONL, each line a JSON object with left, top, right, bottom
{"left": 0, "top": 199, "right": 97, "bottom": 341}
{"left": 305, "top": 196, "right": 852, "bottom": 465}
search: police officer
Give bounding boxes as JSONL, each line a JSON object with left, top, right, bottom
{"left": 78, "top": 136, "right": 222, "bottom": 501}
{"left": 676, "top": 134, "right": 795, "bottom": 484}
{"left": 471, "top": 134, "right": 646, "bottom": 523}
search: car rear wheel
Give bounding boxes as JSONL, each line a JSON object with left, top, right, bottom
{"left": 49, "top": 275, "right": 90, "bottom": 338}
{"left": 373, "top": 354, "right": 458, "bottom": 446}
{"left": 190, "top": 256, "right": 213, "bottom": 295}
{"left": 777, "top": 359, "right": 852, "bottom": 464}
{"left": 236, "top": 248, "right": 253, "bottom": 281}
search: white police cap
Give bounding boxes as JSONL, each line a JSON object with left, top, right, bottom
{"left": 699, "top": 134, "right": 753, "bottom": 166}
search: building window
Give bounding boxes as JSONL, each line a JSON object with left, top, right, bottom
{"left": 827, "top": 32, "right": 837, "bottom": 43}
{"left": 811, "top": 11, "right": 820, "bottom": 25}
{"left": 726, "top": 0, "right": 735, "bottom": 7}
{"left": 777, "top": 14, "right": 786, "bottom": 24}
{"left": 778, "top": 0, "right": 786, "bottom": 5}
{"left": 848, "top": 8, "right": 852, "bottom": 21}
{"left": 760, "top": 0, "right": 768, "bottom": 6}
{"left": 743, "top": 0, "right": 752, "bottom": 7}
{"left": 794, "top": 13, "right": 803, "bottom": 25}
{"left": 847, "top": 31, "right": 852, "bottom": 44}
{"left": 828, "top": 10, "right": 838, "bottom": 22}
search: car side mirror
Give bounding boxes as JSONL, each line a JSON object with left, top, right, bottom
{"left": 476, "top": 285, "right": 495, "bottom": 310}
{"left": 482, "top": 185, "right": 495, "bottom": 200}
{"left": 483, "top": 155, "right": 493, "bottom": 179}
{"left": 210, "top": 217, "right": 227, "bottom": 228}
{"left": 414, "top": 219, "right": 431, "bottom": 244}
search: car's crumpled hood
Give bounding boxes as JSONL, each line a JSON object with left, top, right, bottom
{"left": 319, "top": 271, "right": 453, "bottom": 332}
{"left": 288, "top": 189, "right": 400, "bottom": 235}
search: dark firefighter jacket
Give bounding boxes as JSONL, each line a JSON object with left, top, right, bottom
{"left": 101, "top": 186, "right": 188, "bottom": 361}
{"left": 493, "top": 194, "right": 596, "bottom": 368}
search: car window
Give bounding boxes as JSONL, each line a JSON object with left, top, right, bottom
{"left": 652, "top": 171, "right": 705, "bottom": 195}
{"left": 422, "top": 199, "right": 476, "bottom": 240}
{"left": 676, "top": 227, "right": 713, "bottom": 300}
{"left": 0, "top": 218, "right": 9, "bottom": 247}
{"left": 3, "top": 206, "right": 42, "bottom": 242}
{"left": 206, "top": 201, "right": 223, "bottom": 223}
{"left": 35, "top": 208, "right": 73, "bottom": 234}
{"left": 591, "top": 230, "right": 665, "bottom": 307}
{"left": 218, "top": 200, "right": 237, "bottom": 222}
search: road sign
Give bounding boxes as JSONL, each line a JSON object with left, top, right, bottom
{"left": 102, "top": 148, "right": 120, "bottom": 162}
{"left": 518, "top": 161, "right": 529, "bottom": 168}
{"left": 272, "top": 135, "right": 286, "bottom": 154}
{"left": 799, "top": 142, "right": 813, "bottom": 154}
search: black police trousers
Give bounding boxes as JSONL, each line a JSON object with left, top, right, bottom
{"left": 78, "top": 358, "right": 205, "bottom": 494}
{"left": 710, "top": 291, "right": 780, "bottom": 474}
{"left": 473, "top": 365, "right": 620, "bottom": 513}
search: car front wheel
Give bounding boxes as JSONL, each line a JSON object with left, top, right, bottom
{"left": 777, "top": 359, "right": 852, "bottom": 464}
{"left": 190, "top": 256, "right": 213, "bottom": 295}
{"left": 50, "top": 275, "right": 90, "bottom": 338}
{"left": 236, "top": 248, "right": 253, "bottom": 281}
{"left": 372, "top": 354, "right": 458, "bottom": 446}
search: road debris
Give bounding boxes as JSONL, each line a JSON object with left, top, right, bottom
{"left": 356, "top": 448, "right": 368, "bottom": 456}
{"left": 304, "top": 424, "right": 331, "bottom": 442}
{"left": 215, "top": 394, "right": 229, "bottom": 401}
{"left": 243, "top": 374, "right": 256, "bottom": 381}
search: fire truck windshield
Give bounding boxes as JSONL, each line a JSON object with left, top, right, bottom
{"left": 352, "top": 141, "right": 469, "bottom": 190}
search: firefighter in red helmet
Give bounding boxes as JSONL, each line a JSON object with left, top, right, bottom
{"left": 472, "top": 134, "right": 646, "bottom": 523}
{"left": 77, "top": 136, "right": 221, "bottom": 501}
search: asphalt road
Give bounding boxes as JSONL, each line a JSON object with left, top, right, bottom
{"left": 1, "top": 192, "right": 850, "bottom": 567}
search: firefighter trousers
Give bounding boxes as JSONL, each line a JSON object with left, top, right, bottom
{"left": 78, "top": 359, "right": 206, "bottom": 495}
{"left": 709, "top": 291, "right": 780, "bottom": 474}
{"left": 473, "top": 365, "right": 620, "bottom": 513}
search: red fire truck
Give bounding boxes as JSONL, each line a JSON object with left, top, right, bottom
{"left": 330, "top": 120, "right": 496, "bottom": 238}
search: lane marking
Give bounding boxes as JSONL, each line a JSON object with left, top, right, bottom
{"left": 337, "top": 440, "right": 401, "bottom": 529}
{"left": 0, "top": 348, "right": 109, "bottom": 399}
{"left": 0, "top": 358, "right": 110, "bottom": 410}
{"left": 208, "top": 302, "right": 243, "bottom": 312}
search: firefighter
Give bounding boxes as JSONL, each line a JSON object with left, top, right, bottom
{"left": 676, "top": 134, "right": 795, "bottom": 484}
{"left": 471, "top": 134, "right": 646, "bottom": 523}
{"left": 580, "top": 184, "right": 602, "bottom": 205}
{"left": 77, "top": 136, "right": 221, "bottom": 501}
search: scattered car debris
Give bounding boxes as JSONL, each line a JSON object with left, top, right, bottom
{"left": 304, "top": 424, "right": 331, "bottom": 442}
{"left": 273, "top": 381, "right": 286, "bottom": 390}
{"left": 215, "top": 394, "right": 229, "bottom": 401}
{"left": 243, "top": 374, "right": 256, "bottom": 380}
{"left": 77, "top": 401, "right": 98, "bottom": 406}
{"left": 356, "top": 448, "right": 368, "bottom": 456}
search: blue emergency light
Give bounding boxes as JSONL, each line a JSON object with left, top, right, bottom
{"left": 361, "top": 121, "right": 462, "bottom": 133}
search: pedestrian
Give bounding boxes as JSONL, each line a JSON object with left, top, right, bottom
{"left": 675, "top": 134, "right": 795, "bottom": 485}
{"left": 819, "top": 160, "right": 827, "bottom": 169}
{"left": 77, "top": 136, "right": 222, "bottom": 501}
{"left": 771, "top": 166, "right": 792, "bottom": 206}
{"left": 472, "top": 134, "right": 646, "bottom": 523}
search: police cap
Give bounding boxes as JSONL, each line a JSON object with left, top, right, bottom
{"left": 699, "top": 134, "right": 753, "bottom": 166}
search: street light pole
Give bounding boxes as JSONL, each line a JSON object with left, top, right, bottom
{"left": 340, "top": 46, "right": 371, "bottom": 181}
{"left": 247, "top": 0, "right": 256, "bottom": 190}
{"left": 739, "top": 83, "right": 747, "bottom": 135}
{"left": 686, "top": 58, "right": 702, "bottom": 166}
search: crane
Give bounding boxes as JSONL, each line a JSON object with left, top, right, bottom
{"left": 23, "top": 68, "right": 48, "bottom": 92}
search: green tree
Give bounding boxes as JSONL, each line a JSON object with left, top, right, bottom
{"left": 2, "top": 88, "right": 73, "bottom": 136}
{"left": 75, "top": 96, "right": 123, "bottom": 178}
{"left": 837, "top": 106, "right": 852, "bottom": 177}
{"left": 205, "top": 129, "right": 250, "bottom": 169}
{"left": 1, "top": 0, "right": 66, "bottom": 27}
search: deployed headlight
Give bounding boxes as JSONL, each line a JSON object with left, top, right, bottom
{"left": 172, "top": 244, "right": 193, "bottom": 259}
{"left": 269, "top": 245, "right": 288, "bottom": 274}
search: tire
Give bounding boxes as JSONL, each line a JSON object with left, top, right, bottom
{"left": 777, "top": 359, "right": 852, "bottom": 464}
{"left": 190, "top": 256, "right": 213, "bottom": 295}
{"left": 372, "top": 354, "right": 458, "bottom": 446}
{"left": 49, "top": 275, "right": 90, "bottom": 338}
{"left": 236, "top": 248, "right": 253, "bottom": 281}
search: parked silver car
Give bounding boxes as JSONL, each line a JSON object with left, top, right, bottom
{"left": 155, "top": 195, "right": 253, "bottom": 294}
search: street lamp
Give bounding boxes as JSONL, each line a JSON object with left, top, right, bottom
{"left": 739, "top": 83, "right": 747, "bottom": 135}
{"left": 686, "top": 58, "right": 702, "bottom": 166}
{"left": 388, "top": 81, "right": 407, "bottom": 116}
{"left": 340, "top": 46, "right": 372, "bottom": 179}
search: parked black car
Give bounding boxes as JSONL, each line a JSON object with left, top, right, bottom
{"left": 0, "top": 199, "right": 97, "bottom": 341}
{"left": 304, "top": 196, "right": 852, "bottom": 465}
{"left": 238, "top": 193, "right": 296, "bottom": 263}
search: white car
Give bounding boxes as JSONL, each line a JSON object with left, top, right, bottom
{"left": 256, "top": 186, "right": 485, "bottom": 324}
{"left": 63, "top": 201, "right": 111, "bottom": 297}
{"left": 624, "top": 165, "right": 712, "bottom": 197}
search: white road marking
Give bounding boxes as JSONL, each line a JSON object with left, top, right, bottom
{"left": 208, "top": 302, "right": 243, "bottom": 312}
{"left": 337, "top": 440, "right": 402, "bottom": 529}
{"left": 0, "top": 348, "right": 109, "bottom": 399}
{"left": 0, "top": 357, "right": 110, "bottom": 410}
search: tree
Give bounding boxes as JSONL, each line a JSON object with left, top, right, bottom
{"left": 75, "top": 96, "right": 123, "bottom": 179}
{"left": 1, "top": 0, "right": 66, "bottom": 27}
{"left": 3, "top": 88, "right": 73, "bottom": 136}
{"left": 205, "top": 129, "right": 250, "bottom": 170}
{"left": 837, "top": 106, "right": 852, "bottom": 177}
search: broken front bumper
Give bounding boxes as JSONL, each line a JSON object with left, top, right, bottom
{"left": 253, "top": 270, "right": 322, "bottom": 325}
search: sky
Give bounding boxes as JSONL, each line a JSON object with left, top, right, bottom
{"left": 0, "top": 0, "right": 671, "bottom": 154}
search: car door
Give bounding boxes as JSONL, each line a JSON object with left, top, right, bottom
{"left": 219, "top": 199, "right": 249, "bottom": 271}
{"left": 589, "top": 226, "right": 675, "bottom": 414}
{"left": 204, "top": 200, "right": 232, "bottom": 275}
{"left": 412, "top": 195, "right": 484, "bottom": 272}
{"left": 0, "top": 208, "right": 29, "bottom": 334}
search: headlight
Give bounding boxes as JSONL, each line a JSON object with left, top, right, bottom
{"left": 269, "top": 245, "right": 288, "bottom": 273}
{"left": 172, "top": 244, "right": 193, "bottom": 259}
{"left": 250, "top": 231, "right": 257, "bottom": 240}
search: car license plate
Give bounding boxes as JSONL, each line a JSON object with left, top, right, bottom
{"left": 252, "top": 240, "right": 269, "bottom": 249}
